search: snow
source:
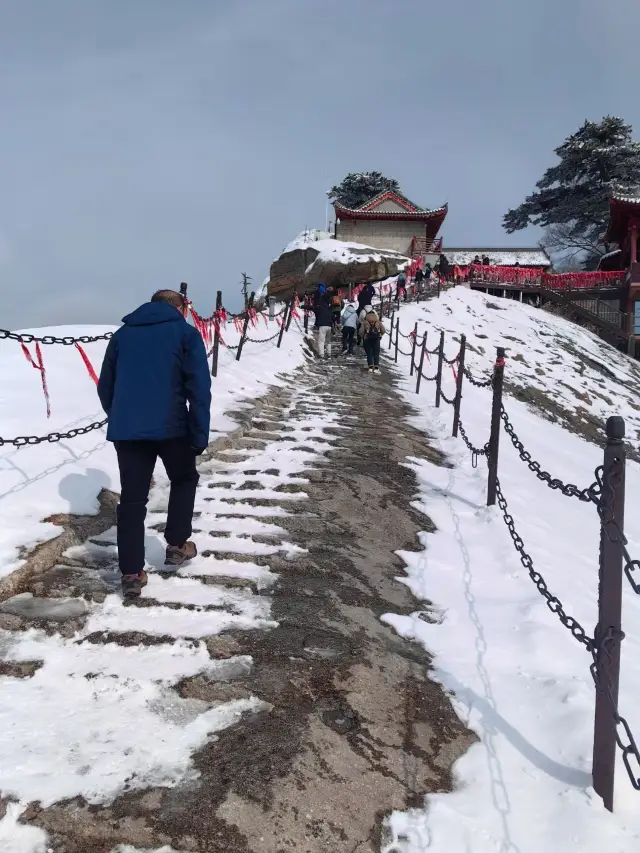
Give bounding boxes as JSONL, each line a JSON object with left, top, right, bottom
{"left": 443, "top": 248, "right": 551, "bottom": 267}
{"left": 282, "top": 229, "right": 409, "bottom": 264}
{"left": 380, "top": 287, "right": 640, "bottom": 851}
{"left": 0, "top": 318, "right": 342, "bottom": 849}
{"left": 0, "top": 315, "right": 306, "bottom": 580}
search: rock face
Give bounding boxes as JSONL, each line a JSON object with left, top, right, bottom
{"left": 267, "top": 240, "right": 408, "bottom": 300}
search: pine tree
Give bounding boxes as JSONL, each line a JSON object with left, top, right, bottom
{"left": 329, "top": 172, "right": 401, "bottom": 209}
{"left": 503, "top": 116, "right": 640, "bottom": 267}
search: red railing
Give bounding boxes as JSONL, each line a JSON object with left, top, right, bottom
{"left": 411, "top": 236, "right": 443, "bottom": 257}
{"left": 454, "top": 264, "right": 626, "bottom": 291}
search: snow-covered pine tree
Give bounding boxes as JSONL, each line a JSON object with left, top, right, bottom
{"left": 503, "top": 116, "right": 640, "bottom": 268}
{"left": 329, "top": 172, "right": 400, "bottom": 209}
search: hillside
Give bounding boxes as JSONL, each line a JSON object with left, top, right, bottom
{"left": 379, "top": 287, "right": 640, "bottom": 851}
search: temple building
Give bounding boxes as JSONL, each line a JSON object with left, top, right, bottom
{"left": 599, "top": 194, "right": 640, "bottom": 334}
{"left": 333, "top": 190, "right": 447, "bottom": 260}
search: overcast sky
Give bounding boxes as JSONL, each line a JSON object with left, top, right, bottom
{"left": 1, "top": 0, "right": 638, "bottom": 329}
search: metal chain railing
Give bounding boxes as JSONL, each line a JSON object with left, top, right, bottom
{"left": 593, "top": 462, "right": 640, "bottom": 595}
{"left": 495, "top": 478, "right": 595, "bottom": 650}
{"left": 245, "top": 330, "right": 281, "bottom": 344}
{"left": 589, "top": 625, "right": 640, "bottom": 790}
{"left": 501, "top": 406, "right": 601, "bottom": 503}
{"left": 463, "top": 366, "right": 493, "bottom": 388}
{"left": 458, "top": 420, "right": 489, "bottom": 465}
{"left": 0, "top": 418, "right": 107, "bottom": 448}
{"left": 0, "top": 330, "right": 113, "bottom": 345}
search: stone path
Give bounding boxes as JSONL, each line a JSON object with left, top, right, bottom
{"left": 0, "top": 335, "right": 473, "bottom": 853}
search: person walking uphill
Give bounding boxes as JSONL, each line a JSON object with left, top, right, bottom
{"left": 98, "top": 289, "right": 212, "bottom": 599}
{"left": 340, "top": 301, "right": 358, "bottom": 355}
{"left": 313, "top": 283, "right": 333, "bottom": 359}
{"left": 360, "top": 307, "right": 385, "bottom": 373}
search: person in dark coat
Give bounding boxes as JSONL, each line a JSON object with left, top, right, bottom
{"left": 98, "top": 289, "right": 212, "bottom": 598}
{"left": 357, "top": 282, "right": 375, "bottom": 314}
{"left": 415, "top": 267, "right": 424, "bottom": 287}
{"left": 312, "top": 284, "right": 333, "bottom": 358}
{"left": 482, "top": 254, "right": 491, "bottom": 266}
{"left": 472, "top": 255, "right": 482, "bottom": 266}
{"left": 438, "top": 253, "right": 450, "bottom": 280}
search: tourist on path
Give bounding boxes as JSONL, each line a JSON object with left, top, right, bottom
{"left": 340, "top": 301, "right": 358, "bottom": 355}
{"left": 97, "top": 289, "right": 212, "bottom": 599}
{"left": 330, "top": 289, "right": 343, "bottom": 333}
{"left": 396, "top": 272, "right": 407, "bottom": 301}
{"left": 357, "top": 282, "right": 375, "bottom": 314}
{"left": 313, "top": 284, "right": 333, "bottom": 359}
{"left": 360, "top": 307, "right": 385, "bottom": 373}
{"left": 437, "top": 253, "right": 451, "bottom": 281}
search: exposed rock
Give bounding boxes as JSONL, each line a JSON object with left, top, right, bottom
{"left": 267, "top": 241, "right": 408, "bottom": 300}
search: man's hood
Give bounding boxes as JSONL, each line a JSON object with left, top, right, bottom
{"left": 122, "top": 302, "right": 185, "bottom": 327}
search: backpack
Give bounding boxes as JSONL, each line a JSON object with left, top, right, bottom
{"left": 331, "top": 294, "right": 341, "bottom": 308}
{"left": 364, "top": 313, "right": 381, "bottom": 339}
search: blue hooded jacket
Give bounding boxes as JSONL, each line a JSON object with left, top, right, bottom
{"left": 97, "top": 302, "right": 212, "bottom": 448}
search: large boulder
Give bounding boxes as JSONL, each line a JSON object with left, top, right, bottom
{"left": 267, "top": 235, "right": 408, "bottom": 300}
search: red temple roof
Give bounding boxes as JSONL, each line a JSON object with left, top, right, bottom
{"left": 605, "top": 194, "right": 640, "bottom": 245}
{"left": 334, "top": 191, "right": 448, "bottom": 239}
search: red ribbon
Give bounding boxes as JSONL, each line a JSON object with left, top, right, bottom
{"left": 75, "top": 343, "right": 99, "bottom": 385}
{"left": 291, "top": 293, "right": 301, "bottom": 319}
{"left": 451, "top": 361, "right": 458, "bottom": 383}
{"left": 453, "top": 263, "right": 624, "bottom": 290}
{"left": 21, "top": 341, "right": 51, "bottom": 418}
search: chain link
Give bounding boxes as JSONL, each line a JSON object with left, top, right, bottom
{"left": 440, "top": 389, "right": 456, "bottom": 406}
{"left": 245, "top": 330, "right": 281, "bottom": 344}
{"left": 590, "top": 625, "right": 640, "bottom": 789}
{"left": 501, "top": 406, "right": 601, "bottom": 503}
{"left": 463, "top": 366, "right": 493, "bottom": 388}
{"left": 593, "top": 461, "right": 640, "bottom": 595}
{"left": 458, "top": 420, "right": 489, "bottom": 467}
{"left": 0, "top": 329, "right": 113, "bottom": 345}
{"left": 495, "top": 478, "right": 595, "bottom": 650}
{"left": 443, "top": 352, "right": 460, "bottom": 366}
{"left": 0, "top": 418, "right": 107, "bottom": 448}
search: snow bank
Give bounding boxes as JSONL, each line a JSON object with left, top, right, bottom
{"left": 0, "top": 315, "right": 305, "bottom": 582}
{"left": 381, "top": 288, "right": 640, "bottom": 851}
{"left": 283, "top": 229, "right": 409, "bottom": 267}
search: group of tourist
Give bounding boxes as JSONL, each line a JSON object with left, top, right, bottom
{"left": 311, "top": 281, "right": 385, "bottom": 372}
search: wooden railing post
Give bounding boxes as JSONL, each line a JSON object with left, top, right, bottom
{"left": 211, "top": 290, "right": 222, "bottom": 378}
{"left": 236, "top": 291, "right": 255, "bottom": 361}
{"left": 486, "top": 347, "right": 506, "bottom": 505}
{"left": 415, "top": 332, "right": 427, "bottom": 394}
{"left": 434, "top": 330, "right": 445, "bottom": 407}
{"left": 592, "top": 415, "right": 626, "bottom": 812}
{"left": 409, "top": 322, "right": 418, "bottom": 377}
{"left": 452, "top": 334, "right": 466, "bottom": 437}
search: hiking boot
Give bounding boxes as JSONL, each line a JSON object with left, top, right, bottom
{"left": 121, "top": 570, "right": 148, "bottom": 600}
{"left": 165, "top": 540, "right": 198, "bottom": 567}
{"left": 374, "top": 366, "right": 380, "bottom": 373}
{"left": 368, "top": 366, "right": 374, "bottom": 372}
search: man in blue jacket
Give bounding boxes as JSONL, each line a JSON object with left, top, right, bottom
{"left": 98, "top": 289, "right": 212, "bottom": 598}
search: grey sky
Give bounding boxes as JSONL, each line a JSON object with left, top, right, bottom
{"left": 1, "top": 0, "right": 636, "bottom": 329}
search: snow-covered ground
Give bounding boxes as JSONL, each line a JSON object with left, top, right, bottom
{"left": 0, "top": 315, "right": 305, "bottom": 581}
{"left": 381, "top": 288, "right": 640, "bottom": 851}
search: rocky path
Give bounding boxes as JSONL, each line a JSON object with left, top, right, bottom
{"left": 0, "top": 336, "right": 472, "bottom": 853}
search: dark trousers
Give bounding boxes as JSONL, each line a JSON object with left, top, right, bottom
{"left": 342, "top": 326, "right": 355, "bottom": 354}
{"left": 363, "top": 336, "right": 381, "bottom": 366}
{"left": 114, "top": 438, "right": 199, "bottom": 576}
